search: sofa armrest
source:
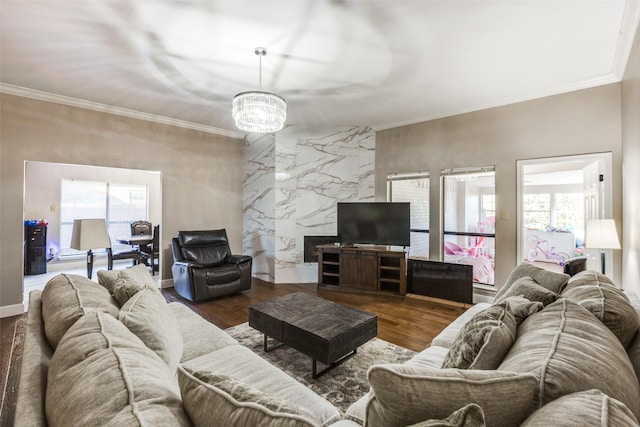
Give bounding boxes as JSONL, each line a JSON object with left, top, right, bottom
{"left": 14, "top": 291, "right": 52, "bottom": 427}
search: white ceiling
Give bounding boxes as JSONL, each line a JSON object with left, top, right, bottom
{"left": 1, "top": 1, "right": 639, "bottom": 138}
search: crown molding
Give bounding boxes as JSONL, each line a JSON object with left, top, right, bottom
{"left": 612, "top": 0, "right": 640, "bottom": 79}
{"left": 0, "top": 83, "right": 244, "bottom": 139}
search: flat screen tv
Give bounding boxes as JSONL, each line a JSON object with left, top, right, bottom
{"left": 337, "top": 202, "right": 410, "bottom": 247}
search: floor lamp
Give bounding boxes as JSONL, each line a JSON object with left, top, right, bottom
{"left": 70, "top": 218, "right": 111, "bottom": 279}
{"left": 585, "top": 219, "right": 620, "bottom": 275}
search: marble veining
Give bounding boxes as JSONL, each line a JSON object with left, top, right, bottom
{"left": 243, "top": 126, "right": 374, "bottom": 283}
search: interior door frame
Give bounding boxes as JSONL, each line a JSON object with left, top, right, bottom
{"left": 516, "top": 152, "right": 613, "bottom": 273}
{"left": 22, "top": 161, "right": 162, "bottom": 292}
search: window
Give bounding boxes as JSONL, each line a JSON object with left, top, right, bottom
{"left": 388, "top": 173, "right": 429, "bottom": 257}
{"left": 442, "top": 167, "right": 496, "bottom": 285}
{"left": 60, "top": 179, "right": 149, "bottom": 257}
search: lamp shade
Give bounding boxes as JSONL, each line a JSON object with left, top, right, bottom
{"left": 585, "top": 219, "right": 621, "bottom": 249}
{"left": 70, "top": 219, "right": 111, "bottom": 250}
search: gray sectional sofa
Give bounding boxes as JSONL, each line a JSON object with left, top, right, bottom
{"left": 14, "top": 263, "right": 640, "bottom": 426}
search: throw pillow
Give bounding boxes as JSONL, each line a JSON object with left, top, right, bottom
{"left": 46, "top": 311, "right": 191, "bottom": 426}
{"left": 495, "top": 263, "right": 569, "bottom": 301}
{"left": 365, "top": 365, "right": 537, "bottom": 427}
{"left": 441, "top": 303, "right": 517, "bottom": 370}
{"left": 497, "top": 296, "right": 544, "bottom": 326}
{"left": 562, "top": 270, "right": 639, "bottom": 348}
{"left": 521, "top": 389, "right": 639, "bottom": 426}
{"left": 96, "top": 268, "right": 120, "bottom": 293}
{"left": 494, "top": 276, "right": 558, "bottom": 307}
{"left": 41, "top": 273, "right": 119, "bottom": 350}
{"left": 118, "top": 288, "right": 183, "bottom": 372}
{"left": 178, "top": 366, "right": 318, "bottom": 427}
{"left": 405, "top": 403, "right": 485, "bottom": 427}
{"left": 112, "top": 264, "right": 161, "bottom": 306}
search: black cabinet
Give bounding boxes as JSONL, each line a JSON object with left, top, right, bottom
{"left": 24, "top": 224, "right": 47, "bottom": 275}
{"left": 407, "top": 258, "right": 473, "bottom": 304}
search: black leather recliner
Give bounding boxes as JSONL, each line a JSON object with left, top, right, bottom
{"left": 171, "top": 229, "right": 252, "bottom": 302}
{"left": 563, "top": 256, "right": 587, "bottom": 276}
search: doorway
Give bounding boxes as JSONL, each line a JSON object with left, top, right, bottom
{"left": 23, "top": 161, "right": 162, "bottom": 300}
{"left": 516, "top": 152, "right": 613, "bottom": 274}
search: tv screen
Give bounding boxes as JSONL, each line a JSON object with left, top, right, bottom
{"left": 337, "top": 202, "right": 410, "bottom": 246}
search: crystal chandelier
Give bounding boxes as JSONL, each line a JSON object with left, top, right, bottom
{"left": 232, "top": 47, "right": 287, "bottom": 133}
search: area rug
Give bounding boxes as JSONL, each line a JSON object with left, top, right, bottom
{"left": 225, "top": 322, "right": 416, "bottom": 413}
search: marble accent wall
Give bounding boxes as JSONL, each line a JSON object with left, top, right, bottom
{"left": 243, "top": 125, "right": 375, "bottom": 283}
{"left": 243, "top": 133, "right": 276, "bottom": 282}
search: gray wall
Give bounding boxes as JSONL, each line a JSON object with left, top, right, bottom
{"left": 622, "top": 22, "right": 640, "bottom": 297}
{"left": 0, "top": 94, "right": 244, "bottom": 315}
{"left": 375, "top": 84, "right": 623, "bottom": 289}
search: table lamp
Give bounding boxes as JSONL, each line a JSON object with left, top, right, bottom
{"left": 70, "top": 218, "right": 111, "bottom": 279}
{"left": 585, "top": 219, "right": 620, "bottom": 275}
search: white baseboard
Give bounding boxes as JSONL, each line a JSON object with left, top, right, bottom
{"left": 160, "top": 278, "right": 174, "bottom": 289}
{"left": 0, "top": 303, "right": 26, "bottom": 318}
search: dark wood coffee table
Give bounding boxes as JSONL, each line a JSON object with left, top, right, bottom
{"left": 248, "top": 292, "right": 378, "bottom": 378}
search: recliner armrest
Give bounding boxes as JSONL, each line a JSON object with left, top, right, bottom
{"left": 228, "top": 255, "right": 252, "bottom": 265}
{"left": 173, "top": 260, "right": 205, "bottom": 269}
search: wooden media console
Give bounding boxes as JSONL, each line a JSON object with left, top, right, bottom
{"left": 317, "top": 245, "right": 407, "bottom": 296}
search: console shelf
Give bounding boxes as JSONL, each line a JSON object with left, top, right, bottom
{"left": 317, "top": 245, "right": 407, "bottom": 295}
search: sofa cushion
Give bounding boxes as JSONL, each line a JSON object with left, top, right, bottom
{"left": 494, "top": 276, "right": 558, "bottom": 307}
{"left": 45, "top": 311, "right": 191, "bottom": 426}
{"left": 498, "top": 298, "right": 640, "bottom": 419}
{"left": 178, "top": 366, "right": 318, "bottom": 427}
{"left": 119, "top": 288, "right": 183, "bottom": 372}
{"left": 168, "top": 302, "right": 239, "bottom": 362}
{"left": 182, "top": 345, "right": 341, "bottom": 426}
{"left": 520, "top": 389, "right": 639, "bottom": 426}
{"left": 494, "top": 263, "right": 569, "bottom": 300}
{"left": 562, "top": 270, "right": 639, "bottom": 348}
{"left": 407, "top": 345, "right": 450, "bottom": 370}
{"left": 628, "top": 293, "right": 640, "bottom": 383}
{"left": 41, "top": 273, "right": 119, "bottom": 350}
{"left": 629, "top": 332, "right": 640, "bottom": 385}
{"left": 405, "top": 404, "right": 485, "bottom": 427}
{"left": 365, "top": 365, "right": 537, "bottom": 427}
{"left": 441, "top": 303, "right": 517, "bottom": 370}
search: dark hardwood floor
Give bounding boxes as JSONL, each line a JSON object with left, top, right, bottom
{"left": 1, "top": 278, "right": 468, "bottom": 425}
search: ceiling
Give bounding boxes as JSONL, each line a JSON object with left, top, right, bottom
{"left": 1, "top": 1, "right": 639, "bottom": 138}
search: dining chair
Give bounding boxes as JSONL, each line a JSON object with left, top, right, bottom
{"left": 130, "top": 220, "right": 152, "bottom": 235}
{"left": 107, "top": 239, "right": 140, "bottom": 270}
{"left": 139, "top": 225, "right": 160, "bottom": 275}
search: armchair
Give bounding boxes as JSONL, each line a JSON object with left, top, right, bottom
{"left": 171, "top": 229, "right": 252, "bottom": 302}
{"left": 563, "top": 256, "right": 587, "bottom": 276}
